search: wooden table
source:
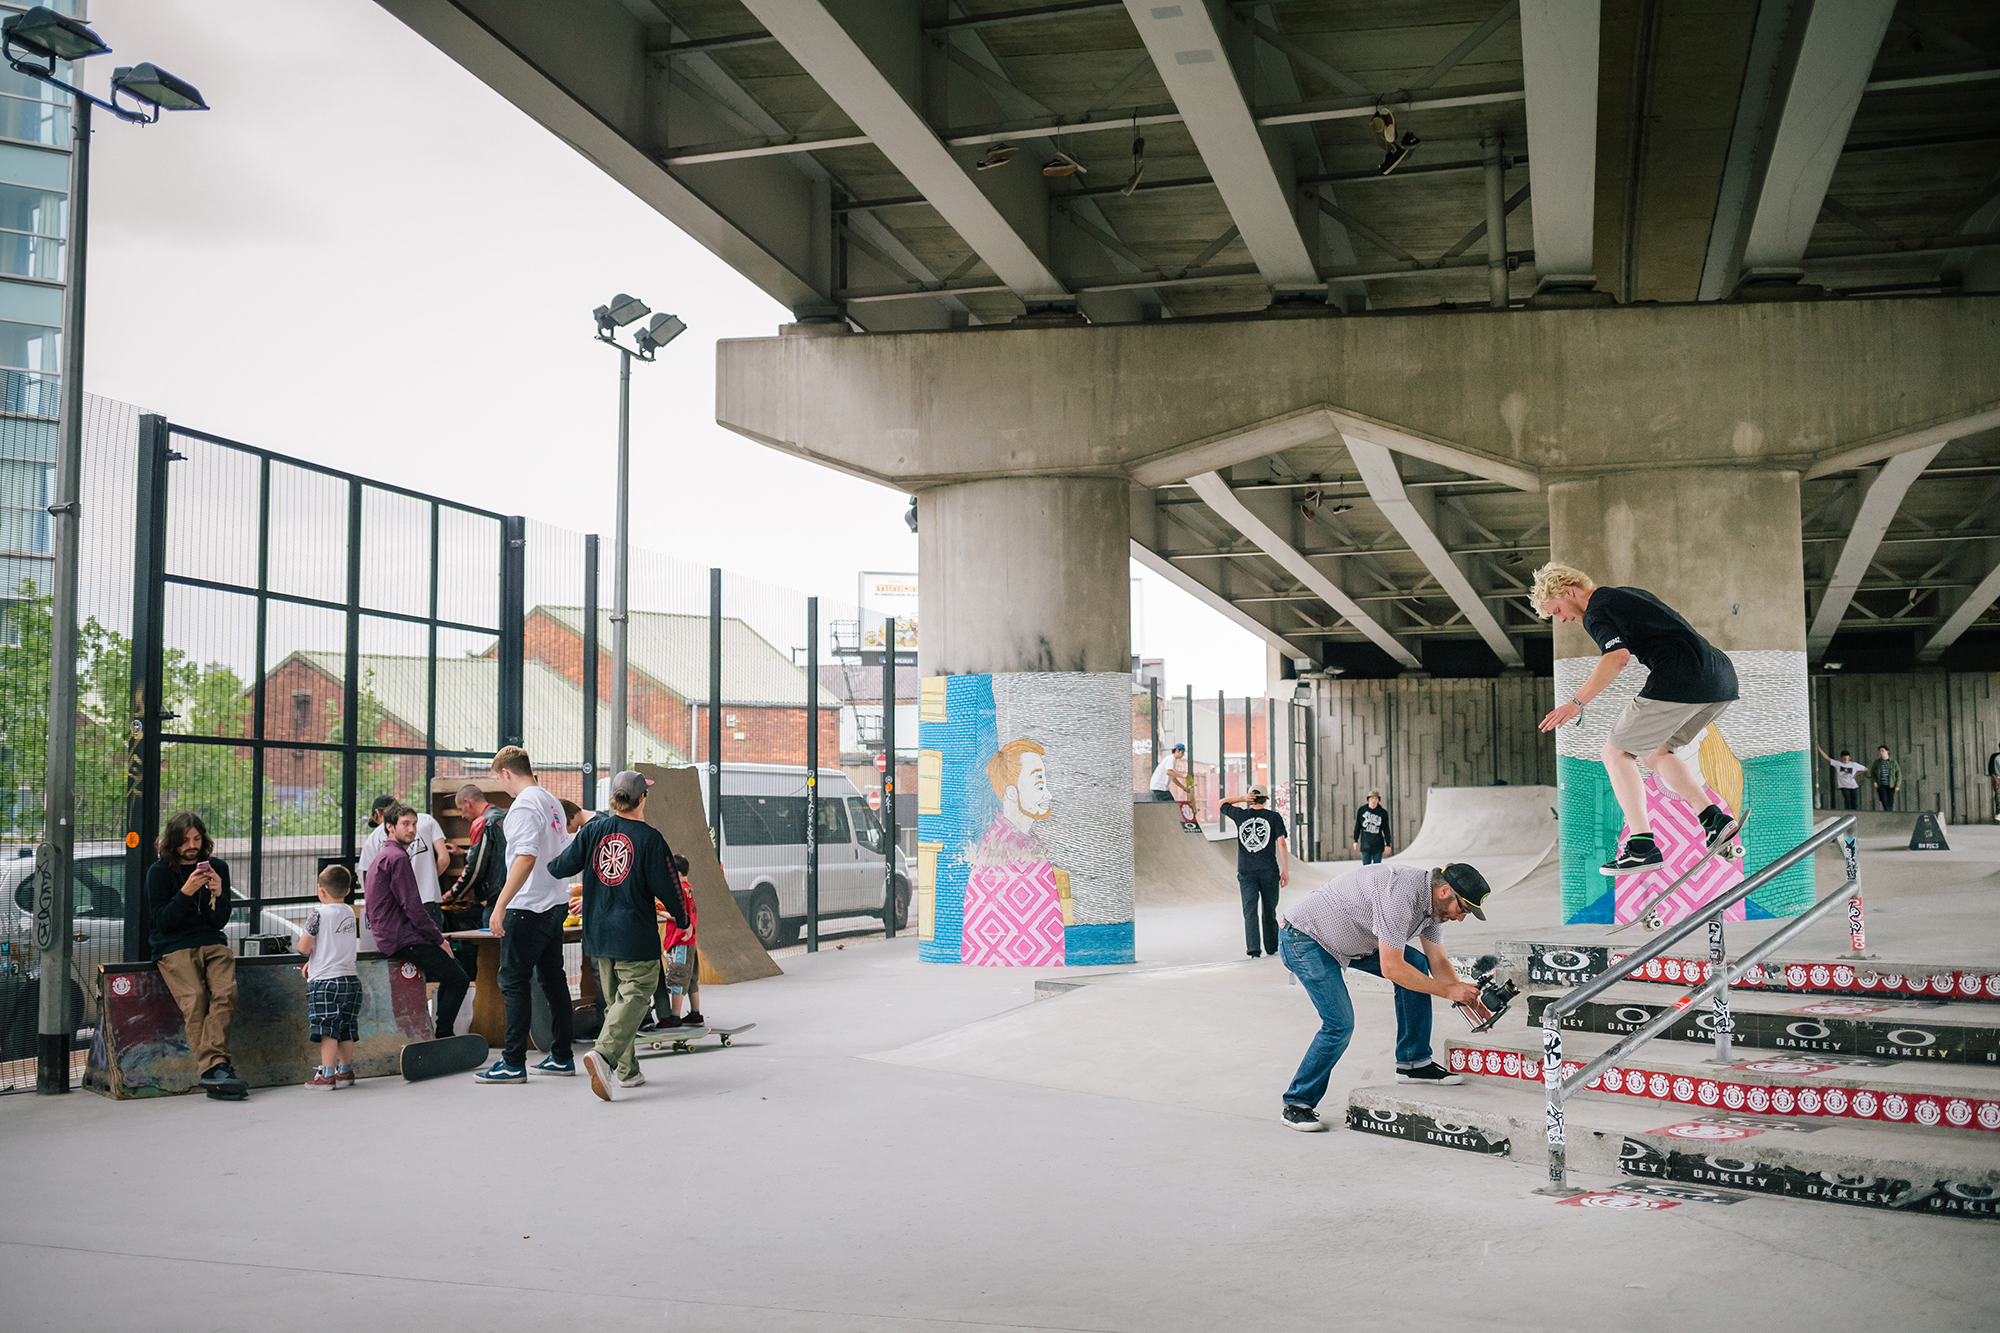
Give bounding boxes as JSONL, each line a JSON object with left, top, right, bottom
{"left": 444, "top": 925, "right": 598, "bottom": 1049}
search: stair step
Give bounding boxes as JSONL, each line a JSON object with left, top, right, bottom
{"left": 1346, "top": 1079, "right": 2000, "bottom": 1221}
{"left": 1444, "top": 1028, "right": 2000, "bottom": 1133}
{"left": 1508, "top": 940, "right": 1999, "bottom": 1001}
{"left": 1525, "top": 983, "right": 2000, "bottom": 1066}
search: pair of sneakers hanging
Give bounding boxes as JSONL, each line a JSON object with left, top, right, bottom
{"left": 1602, "top": 802, "right": 1737, "bottom": 875}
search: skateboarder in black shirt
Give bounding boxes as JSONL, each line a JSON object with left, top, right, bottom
{"left": 1531, "top": 563, "right": 1738, "bottom": 875}
{"left": 1220, "top": 787, "right": 1287, "bottom": 958}
{"left": 1351, "top": 791, "right": 1392, "bottom": 865}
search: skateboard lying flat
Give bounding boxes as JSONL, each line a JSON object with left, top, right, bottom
{"left": 1605, "top": 808, "right": 1750, "bottom": 936}
{"left": 401, "top": 1032, "right": 488, "bottom": 1081}
{"left": 630, "top": 1023, "right": 756, "bottom": 1058}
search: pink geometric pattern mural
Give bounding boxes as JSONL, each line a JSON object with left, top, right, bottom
{"left": 962, "top": 860, "right": 1065, "bottom": 967}
{"left": 1612, "top": 776, "right": 1745, "bottom": 928}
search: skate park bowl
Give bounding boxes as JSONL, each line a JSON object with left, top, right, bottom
{"left": 1385, "top": 786, "right": 1559, "bottom": 893}
{"left": 1133, "top": 800, "right": 1238, "bottom": 906}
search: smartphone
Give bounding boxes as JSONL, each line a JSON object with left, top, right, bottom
{"left": 195, "top": 861, "right": 212, "bottom": 875}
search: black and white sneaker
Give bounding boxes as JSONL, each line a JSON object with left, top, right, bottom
{"left": 1281, "top": 1104, "right": 1328, "bottom": 1132}
{"left": 1395, "top": 1062, "right": 1464, "bottom": 1085}
{"left": 1698, "top": 804, "right": 1737, "bottom": 849}
{"left": 1600, "top": 836, "right": 1664, "bottom": 876}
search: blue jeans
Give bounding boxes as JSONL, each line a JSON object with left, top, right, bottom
{"left": 1359, "top": 847, "right": 1384, "bottom": 865}
{"left": 1279, "top": 926, "right": 1434, "bottom": 1108}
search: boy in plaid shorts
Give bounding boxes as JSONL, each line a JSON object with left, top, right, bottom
{"left": 299, "top": 865, "right": 362, "bottom": 1089}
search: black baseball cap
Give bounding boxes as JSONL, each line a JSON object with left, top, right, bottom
{"left": 1440, "top": 863, "right": 1491, "bottom": 920}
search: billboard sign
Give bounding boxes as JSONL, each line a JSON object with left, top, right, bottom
{"left": 858, "top": 571, "right": 918, "bottom": 653}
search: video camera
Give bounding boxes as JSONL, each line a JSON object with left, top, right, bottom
{"left": 1451, "top": 953, "right": 1519, "bottom": 1034}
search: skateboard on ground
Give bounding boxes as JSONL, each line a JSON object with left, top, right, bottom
{"left": 400, "top": 1032, "right": 488, "bottom": 1081}
{"left": 1606, "top": 808, "right": 1749, "bottom": 936}
{"left": 629, "top": 1023, "right": 756, "bottom": 1058}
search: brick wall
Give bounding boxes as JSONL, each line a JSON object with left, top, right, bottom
{"left": 524, "top": 610, "right": 689, "bottom": 745}
{"left": 693, "top": 704, "right": 840, "bottom": 767}
{"left": 262, "top": 656, "right": 427, "bottom": 796}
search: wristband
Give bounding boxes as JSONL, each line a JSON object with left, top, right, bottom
{"left": 1570, "top": 695, "right": 1586, "bottom": 710}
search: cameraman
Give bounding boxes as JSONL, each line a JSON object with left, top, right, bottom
{"left": 1275, "top": 861, "right": 1491, "bottom": 1131}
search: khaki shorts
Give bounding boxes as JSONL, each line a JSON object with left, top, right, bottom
{"left": 1606, "top": 697, "right": 1731, "bottom": 756}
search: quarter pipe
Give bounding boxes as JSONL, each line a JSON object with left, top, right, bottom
{"left": 1385, "top": 786, "right": 1559, "bottom": 893}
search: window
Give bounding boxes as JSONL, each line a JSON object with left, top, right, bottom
{"left": 847, "top": 797, "right": 883, "bottom": 852}
{"left": 817, "top": 797, "right": 851, "bottom": 845}
{"left": 719, "top": 794, "right": 806, "bottom": 846}
{"left": 0, "top": 182, "right": 63, "bottom": 280}
{"left": 0, "top": 456, "right": 51, "bottom": 554}
{"left": 292, "top": 692, "right": 311, "bottom": 734}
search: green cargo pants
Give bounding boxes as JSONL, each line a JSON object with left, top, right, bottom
{"left": 593, "top": 957, "right": 662, "bottom": 1080}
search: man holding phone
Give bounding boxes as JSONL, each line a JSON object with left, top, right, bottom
{"left": 143, "top": 811, "right": 244, "bottom": 1096}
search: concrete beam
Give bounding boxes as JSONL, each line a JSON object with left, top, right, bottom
{"left": 1518, "top": 0, "right": 1601, "bottom": 280}
{"left": 1129, "top": 540, "right": 1310, "bottom": 660}
{"left": 1805, "top": 442, "right": 1945, "bottom": 657}
{"left": 1917, "top": 559, "right": 2000, "bottom": 662}
{"left": 1186, "top": 473, "right": 1420, "bottom": 667}
{"left": 1346, "top": 441, "right": 1524, "bottom": 666}
{"left": 1122, "top": 0, "right": 1318, "bottom": 290}
{"left": 1739, "top": 0, "right": 1897, "bottom": 271}
{"left": 1803, "top": 404, "right": 2000, "bottom": 481}
{"left": 739, "top": 0, "right": 1068, "bottom": 303}
{"left": 1128, "top": 406, "right": 1540, "bottom": 492}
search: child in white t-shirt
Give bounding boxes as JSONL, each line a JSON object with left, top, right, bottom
{"left": 299, "top": 865, "right": 362, "bottom": 1089}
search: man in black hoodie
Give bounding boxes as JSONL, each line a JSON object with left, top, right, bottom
{"left": 143, "top": 811, "right": 243, "bottom": 1095}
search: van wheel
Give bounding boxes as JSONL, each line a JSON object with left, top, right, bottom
{"left": 749, "top": 890, "right": 794, "bottom": 950}
{"left": 880, "top": 876, "right": 911, "bottom": 930}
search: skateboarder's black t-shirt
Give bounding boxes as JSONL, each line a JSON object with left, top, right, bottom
{"left": 1582, "top": 586, "right": 1738, "bottom": 704}
{"left": 1352, "top": 805, "right": 1390, "bottom": 851}
{"left": 1222, "top": 805, "right": 1286, "bottom": 874}
{"left": 549, "top": 812, "right": 687, "bottom": 961}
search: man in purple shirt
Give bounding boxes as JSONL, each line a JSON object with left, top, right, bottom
{"left": 367, "top": 803, "right": 471, "bottom": 1039}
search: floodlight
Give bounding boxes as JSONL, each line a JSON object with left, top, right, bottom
{"left": 904, "top": 497, "right": 918, "bottom": 534}
{"left": 634, "top": 312, "right": 685, "bottom": 353}
{"left": 110, "top": 63, "right": 207, "bottom": 112}
{"left": 604, "top": 293, "right": 649, "bottom": 327}
{"left": 2, "top": 7, "right": 108, "bottom": 62}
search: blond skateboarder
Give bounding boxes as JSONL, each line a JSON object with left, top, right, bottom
{"left": 1531, "top": 564, "right": 1738, "bottom": 875}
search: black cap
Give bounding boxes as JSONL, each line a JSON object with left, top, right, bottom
{"left": 1440, "top": 862, "right": 1491, "bottom": 920}
{"left": 370, "top": 794, "right": 396, "bottom": 813}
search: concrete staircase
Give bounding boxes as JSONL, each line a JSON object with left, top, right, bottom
{"left": 1347, "top": 941, "right": 2000, "bottom": 1220}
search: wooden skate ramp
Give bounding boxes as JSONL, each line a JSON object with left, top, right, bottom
{"left": 1134, "top": 800, "right": 1239, "bottom": 906}
{"left": 1384, "top": 786, "right": 1559, "bottom": 893}
{"left": 636, "top": 763, "right": 782, "bottom": 984}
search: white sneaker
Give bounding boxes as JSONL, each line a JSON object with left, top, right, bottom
{"left": 618, "top": 1067, "right": 646, "bottom": 1091}
{"left": 582, "top": 1050, "right": 618, "bottom": 1102}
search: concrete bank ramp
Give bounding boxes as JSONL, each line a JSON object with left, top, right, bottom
{"left": 1386, "top": 785, "right": 1558, "bottom": 893}
{"left": 1133, "top": 800, "right": 1238, "bottom": 905}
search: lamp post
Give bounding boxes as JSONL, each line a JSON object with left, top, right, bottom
{"left": 591, "top": 298, "right": 683, "bottom": 778}
{"left": 2, "top": 6, "right": 207, "bottom": 1096}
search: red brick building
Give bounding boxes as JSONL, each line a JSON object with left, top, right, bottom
{"left": 524, "top": 606, "right": 837, "bottom": 769}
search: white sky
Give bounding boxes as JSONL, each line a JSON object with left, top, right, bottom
{"left": 82, "top": 0, "right": 1269, "bottom": 695}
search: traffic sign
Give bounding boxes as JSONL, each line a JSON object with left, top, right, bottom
{"left": 874, "top": 752, "right": 888, "bottom": 773}
{"left": 867, "top": 790, "right": 881, "bottom": 810}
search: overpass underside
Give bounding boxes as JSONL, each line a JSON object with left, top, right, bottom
{"left": 382, "top": 0, "right": 2000, "bottom": 937}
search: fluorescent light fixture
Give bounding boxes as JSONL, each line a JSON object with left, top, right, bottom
{"left": 3, "top": 7, "right": 108, "bottom": 62}
{"left": 111, "top": 63, "right": 208, "bottom": 112}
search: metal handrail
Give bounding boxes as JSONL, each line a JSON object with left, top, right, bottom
{"left": 1535, "top": 814, "right": 1858, "bottom": 1195}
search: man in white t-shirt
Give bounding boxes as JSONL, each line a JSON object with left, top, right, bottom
{"left": 360, "top": 794, "right": 452, "bottom": 927}
{"left": 475, "top": 746, "right": 578, "bottom": 1083}
{"left": 1147, "top": 744, "right": 1188, "bottom": 802}
{"left": 1816, "top": 746, "right": 1867, "bottom": 812}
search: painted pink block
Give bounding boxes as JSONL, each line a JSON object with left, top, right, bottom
{"left": 962, "top": 859, "right": 1065, "bottom": 966}
{"left": 1613, "top": 776, "right": 1745, "bottom": 927}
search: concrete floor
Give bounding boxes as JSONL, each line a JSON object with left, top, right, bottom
{"left": 3, "top": 835, "right": 1997, "bottom": 1332}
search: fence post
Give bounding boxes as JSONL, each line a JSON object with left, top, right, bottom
{"left": 250, "top": 457, "right": 271, "bottom": 905}
{"left": 805, "top": 597, "right": 818, "bottom": 954}
{"left": 341, "top": 482, "right": 362, "bottom": 863}
{"left": 498, "top": 516, "right": 525, "bottom": 751}
{"left": 122, "top": 416, "right": 170, "bottom": 962}
{"left": 1148, "top": 677, "right": 1159, "bottom": 780}
{"left": 1183, "top": 685, "right": 1193, "bottom": 814}
{"left": 1216, "top": 690, "right": 1226, "bottom": 832}
{"left": 881, "top": 616, "right": 897, "bottom": 939}
{"left": 1534, "top": 1018, "right": 1574, "bottom": 1195}
{"left": 707, "top": 568, "right": 722, "bottom": 847}
{"left": 582, "top": 534, "right": 598, "bottom": 803}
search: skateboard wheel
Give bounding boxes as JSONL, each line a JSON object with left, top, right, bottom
{"left": 719, "top": 1035, "right": 731, "bottom": 1047}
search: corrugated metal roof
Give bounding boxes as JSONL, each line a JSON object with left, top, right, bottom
{"left": 295, "top": 651, "right": 681, "bottom": 766}
{"left": 533, "top": 606, "right": 808, "bottom": 707}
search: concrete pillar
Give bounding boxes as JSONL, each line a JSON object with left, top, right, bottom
{"left": 913, "top": 476, "right": 1136, "bottom": 967}
{"left": 1547, "top": 467, "right": 1813, "bottom": 922}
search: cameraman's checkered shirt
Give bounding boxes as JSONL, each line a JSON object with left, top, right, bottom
{"left": 1284, "top": 862, "right": 1441, "bottom": 964}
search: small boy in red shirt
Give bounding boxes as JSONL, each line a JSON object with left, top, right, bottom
{"left": 656, "top": 854, "right": 704, "bottom": 1029}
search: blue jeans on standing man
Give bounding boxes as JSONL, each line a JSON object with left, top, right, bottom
{"left": 1279, "top": 925, "right": 1434, "bottom": 1109}
{"left": 1359, "top": 845, "right": 1385, "bottom": 866}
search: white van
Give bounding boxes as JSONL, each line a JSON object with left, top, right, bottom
{"left": 692, "top": 764, "right": 911, "bottom": 950}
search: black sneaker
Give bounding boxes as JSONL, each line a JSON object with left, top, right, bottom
{"left": 198, "top": 1063, "right": 236, "bottom": 1088}
{"left": 1395, "top": 1062, "right": 1465, "bottom": 1085}
{"left": 1281, "top": 1104, "right": 1328, "bottom": 1132}
{"left": 1247, "top": 950, "right": 1262, "bottom": 959}
{"left": 681, "top": 1011, "right": 704, "bottom": 1028}
{"left": 1698, "top": 804, "right": 1736, "bottom": 849}
{"left": 1600, "top": 836, "right": 1664, "bottom": 876}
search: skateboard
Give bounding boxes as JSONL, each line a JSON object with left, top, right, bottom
{"left": 1605, "top": 808, "right": 1750, "bottom": 936}
{"left": 630, "top": 1023, "right": 756, "bottom": 1058}
{"left": 400, "top": 1032, "right": 488, "bottom": 1081}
